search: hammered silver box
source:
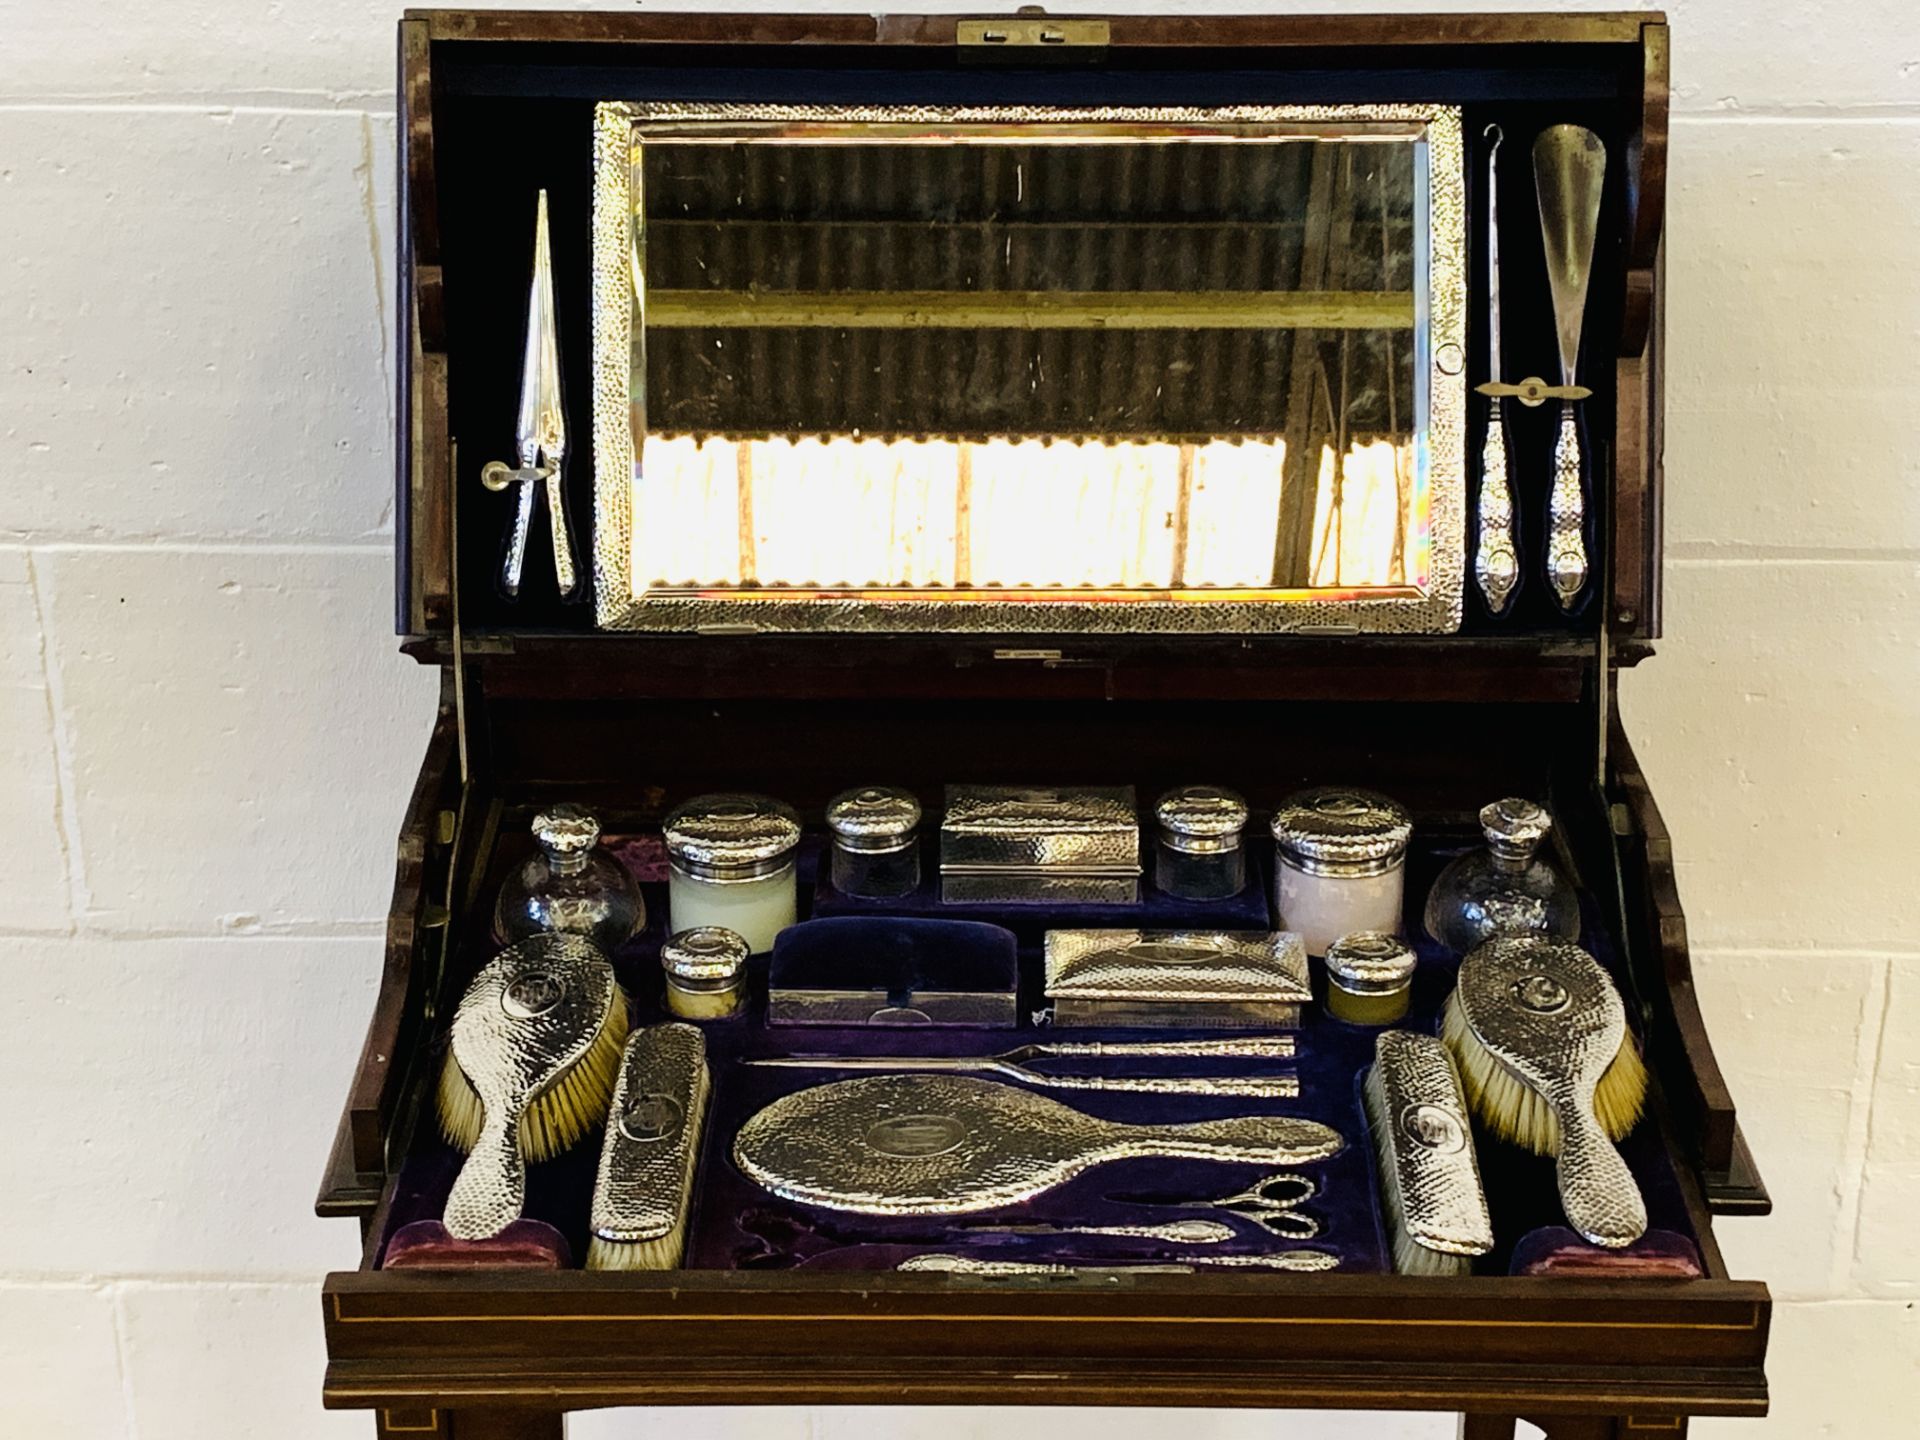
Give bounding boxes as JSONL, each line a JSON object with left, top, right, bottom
{"left": 1044, "top": 929, "right": 1312, "bottom": 1028}
{"left": 939, "top": 785, "right": 1141, "bottom": 905}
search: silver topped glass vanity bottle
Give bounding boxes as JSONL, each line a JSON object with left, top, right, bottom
{"left": 1153, "top": 785, "right": 1250, "bottom": 900}
{"left": 825, "top": 786, "right": 922, "bottom": 898}
{"left": 493, "top": 803, "right": 645, "bottom": 950}
{"left": 663, "top": 793, "right": 801, "bottom": 953}
{"left": 1270, "top": 787, "right": 1412, "bottom": 956}
{"left": 1423, "top": 797, "right": 1580, "bottom": 954}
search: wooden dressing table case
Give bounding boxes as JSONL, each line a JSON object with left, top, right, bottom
{"left": 317, "top": 11, "right": 1772, "bottom": 1440}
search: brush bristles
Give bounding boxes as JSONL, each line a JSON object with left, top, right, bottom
{"left": 586, "top": 1059, "right": 711, "bottom": 1272}
{"left": 1362, "top": 1059, "right": 1476, "bottom": 1278}
{"left": 436, "top": 994, "right": 631, "bottom": 1163}
{"left": 1441, "top": 991, "right": 1648, "bottom": 1156}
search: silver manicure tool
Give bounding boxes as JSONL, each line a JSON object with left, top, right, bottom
{"left": 745, "top": 1034, "right": 1298, "bottom": 1099}
{"left": 900, "top": 1250, "right": 1339, "bottom": 1277}
{"left": 1474, "top": 124, "right": 1519, "bottom": 615}
{"left": 1113, "top": 1170, "right": 1322, "bottom": 1240}
{"left": 482, "top": 189, "right": 580, "bottom": 601}
{"left": 960, "top": 1218, "right": 1237, "bottom": 1246}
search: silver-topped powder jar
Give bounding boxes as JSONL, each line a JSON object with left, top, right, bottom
{"left": 1324, "top": 931, "right": 1419, "bottom": 1025}
{"left": 660, "top": 926, "right": 751, "bottom": 1021}
{"left": 1153, "top": 785, "right": 1249, "bottom": 901}
{"left": 663, "top": 793, "right": 801, "bottom": 953}
{"left": 1270, "top": 786, "right": 1413, "bottom": 956}
{"left": 825, "top": 786, "right": 922, "bottom": 899}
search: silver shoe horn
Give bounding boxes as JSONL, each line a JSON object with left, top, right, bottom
{"left": 1532, "top": 125, "right": 1606, "bottom": 612}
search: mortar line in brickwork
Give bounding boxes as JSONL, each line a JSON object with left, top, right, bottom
{"left": 24, "top": 551, "right": 86, "bottom": 934}
{"left": 0, "top": 96, "right": 393, "bottom": 116}
{"left": 1666, "top": 546, "right": 1920, "bottom": 565}
{"left": 18, "top": 538, "right": 394, "bottom": 555}
{"left": 1675, "top": 106, "right": 1920, "bottom": 122}
{"left": 1842, "top": 960, "right": 1900, "bottom": 1290}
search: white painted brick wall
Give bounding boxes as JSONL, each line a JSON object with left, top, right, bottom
{"left": 1, "top": 1, "right": 1913, "bottom": 1435}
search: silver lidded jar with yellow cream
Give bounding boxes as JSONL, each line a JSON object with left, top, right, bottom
{"left": 660, "top": 927, "right": 751, "bottom": 1021}
{"left": 663, "top": 793, "right": 801, "bottom": 953}
{"left": 1152, "top": 785, "right": 1249, "bottom": 901}
{"left": 1324, "top": 931, "right": 1419, "bottom": 1025}
{"left": 1270, "top": 786, "right": 1412, "bottom": 956}
{"left": 825, "top": 786, "right": 922, "bottom": 899}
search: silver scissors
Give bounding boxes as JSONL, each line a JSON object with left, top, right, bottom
{"left": 1117, "top": 1172, "right": 1321, "bottom": 1240}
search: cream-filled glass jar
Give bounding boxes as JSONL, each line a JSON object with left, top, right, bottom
{"left": 661, "top": 926, "right": 751, "bottom": 1020}
{"left": 663, "top": 793, "right": 801, "bottom": 953}
{"left": 1270, "top": 786, "right": 1412, "bottom": 956}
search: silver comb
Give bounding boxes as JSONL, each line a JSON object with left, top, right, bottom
{"left": 443, "top": 935, "right": 616, "bottom": 1240}
{"left": 1455, "top": 937, "right": 1647, "bottom": 1247}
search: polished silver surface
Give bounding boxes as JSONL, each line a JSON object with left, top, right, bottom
{"left": 967, "top": 1218, "right": 1237, "bottom": 1245}
{"left": 733, "top": 1073, "right": 1343, "bottom": 1215}
{"left": 443, "top": 936, "right": 618, "bottom": 1240}
{"left": 1153, "top": 785, "right": 1250, "bottom": 855}
{"left": 1533, "top": 125, "right": 1606, "bottom": 612}
{"left": 1455, "top": 937, "right": 1647, "bottom": 1247}
{"left": 1324, "top": 932, "right": 1418, "bottom": 996}
{"left": 589, "top": 1022, "right": 709, "bottom": 1247}
{"left": 591, "top": 102, "right": 1467, "bottom": 636}
{"left": 1045, "top": 930, "right": 1310, "bottom": 1004}
{"left": 1367, "top": 1029, "right": 1493, "bottom": 1264}
{"left": 663, "top": 793, "right": 801, "bottom": 880}
{"left": 1269, "top": 787, "right": 1413, "bottom": 878}
{"left": 745, "top": 1052, "right": 1298, "bottom": 1100}
{"left": 660, "top": 927, "right": 751, "bottom": 984}
{"left": 1475, "top": 124, "right": 1518, "bottom": 615}
{"left": 532, "top": 803, "right": 601, "bottom": 859}
{"left": 941, "top": 785, "right": 1140, "bottom": 875}
{"left": 825, "top": 786, "right": 922, "bottom": 854}
{"left": 898, "top": 1250, "right": 1340, "bottom": 1276}
{"left": 484, "top": 190, "right": 579, "bottom": 601}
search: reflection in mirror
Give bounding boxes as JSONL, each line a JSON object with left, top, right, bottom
{"left": 593, "top": 107, "right": 1465, "bottom": 632}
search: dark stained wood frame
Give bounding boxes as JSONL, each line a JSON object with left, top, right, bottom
{"left": 344, "top": 13, "right": 1767, "bottom": 1439}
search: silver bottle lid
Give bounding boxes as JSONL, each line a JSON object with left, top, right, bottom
{"left": 532, "top": 803, "right": 601, "bottom": 861}
{"left": 825, "top": 786, "right": 922, "bottom": 855}
{"left": 660, "top": 926, "right": 751, "bottom": 989}
{"left": 1325, "top": 931, "right": 1418, "bottom": 995}
{"left": 664, "top": 793, "right": 801, "bottom": 881}
{"left": 1481, "top": 797, "right": 1552, "bottom": 861}
{"left": 1154, "top": 785, "right": 1250, "bottom": 855}
{"left": 1270, "top": 786, "right": 1412, "bottom": 877}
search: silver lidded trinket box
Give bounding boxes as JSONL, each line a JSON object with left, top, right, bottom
{"left": 1153, "top": 784, "right": 1250, "bottom": 901}
{"left": 1044, "top": 929, "right": 1311, "bottom": 1027}
{"left": 940, "top": 785, "right": 1141, "bottom": 905}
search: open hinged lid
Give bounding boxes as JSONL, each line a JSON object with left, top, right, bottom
{"left": 396, "top": 10, "right": 1668, "bottom": 689}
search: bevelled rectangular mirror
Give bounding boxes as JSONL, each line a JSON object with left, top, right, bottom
{"left": 592, "top": 103, "right": 1464, "bottom": 633}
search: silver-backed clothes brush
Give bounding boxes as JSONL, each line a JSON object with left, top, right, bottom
{"left": 1533, "top": 125, "right": 1607, "bottom": 612}
{"left": 1474, "top": 125, "right": 1520, "bottom": 615}
{"left": 745, "top": 1034, "right": 1298, "bottom": 1099}
{"left": 481, "top": 189, "right": 580, "bottom": 601}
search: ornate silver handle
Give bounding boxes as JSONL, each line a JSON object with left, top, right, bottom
{"left": 1475, "top": 398, "right": 1518, "bottom": 614}
{"left": 1553, "top": 1088, "right": 1647, "bottom": 1249}
{"left": 544, "top": 468, "right": 579, "bottom": 598}
{"left": 444, "top": 1110, "right": 525, "bottom": 1241}
{"left": 1546, "top": 402, "right": 1588, "bottom": 610}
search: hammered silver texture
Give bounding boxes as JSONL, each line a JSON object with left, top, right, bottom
{"left": 1545, "top": 403, "right": 1588, "bottom": 610}
{"left": 1454, "top": 937, "right": 1648, "bottom": 1248}
{"left": 443, "top": 936, "right": 619, "bottom": 1240}
{"left": 1368, "top": 1030, "right": 1493, "bottom": 1260}
{"left": 1475, "top": 402, "right": 1518, "bottom": 613}
{"left": 591, "top": 101, "right": 1466, "bottom": 635}
{"left": 899, "top": 1251, "right": 1339, "bottom": 1276}
{"left": 972, "top": 1218, "right": 1238, "bottom": 1245}
{"left": 1044, "top": 930, "right": 1311, "bottom": 1002}
{"left": 745, "top": 1052, "right": 1299, "bottom": 1100}
{"left": 590, "top": 1022, "right": 709, "bottom": 1246}
{"left": 732, "top": 1073, "right": 1344, "bottom": 1216}
{"left": 941, "top": 785, "right": 1140, "bottom": 875}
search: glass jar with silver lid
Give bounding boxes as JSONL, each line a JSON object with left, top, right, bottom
{"left": 663, "top": 793, "right": 801, "bottom": 953}
{"left": 1152, "top": 784, "right": 1249, "bottom": 901}
{"left": 660, "top": 926, "right": 751, "bottom": 1020}
{"left": 1324, "top": 931, "right": 1418, "bottom": 1025}
{"left": 825, "top": 786, "right": 922, "bottom": 899}
{"left": 493, "top": 803, "right": 645, "bottom": 951}
{"left": 1270, "top": 786, "right": 1412, "bottom": 956}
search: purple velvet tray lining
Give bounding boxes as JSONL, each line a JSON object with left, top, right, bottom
{"left": 377, "top": 831, "right": 1703, "bottom": 1277}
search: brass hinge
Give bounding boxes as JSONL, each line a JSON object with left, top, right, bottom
{"left": 958, "top": 13, "right": 1110, "bottom": 52}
